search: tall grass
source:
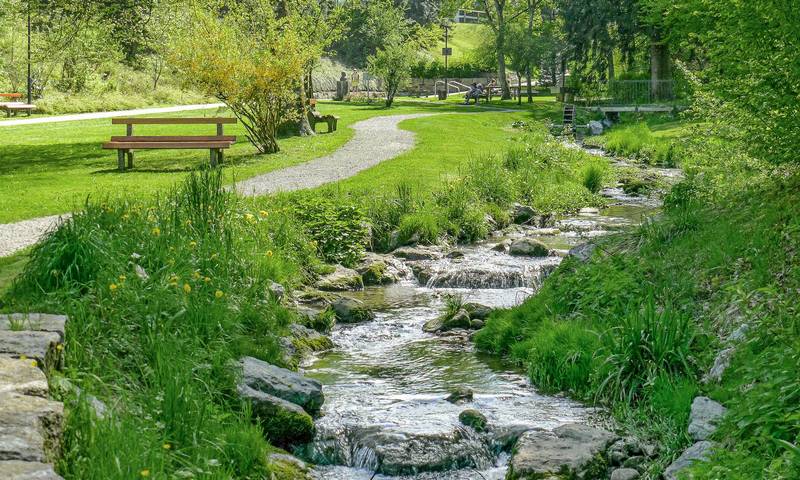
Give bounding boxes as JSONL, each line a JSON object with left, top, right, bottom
{"left": 8, "top": 169, "right": 319, "bottom": 479}
{"left": 600, "top": 123, "right": 679, "bottom": 167}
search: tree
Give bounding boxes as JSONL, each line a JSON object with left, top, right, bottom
{"left": 368, "top": 41, "right": 418, "bottom": 107}
{"left": 172, "top": 1, "right": 310, "bottom": 154}
{"left": 480, "top": 0, "right": 513, "bottom": 99}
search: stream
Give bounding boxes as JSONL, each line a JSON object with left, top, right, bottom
{"left": 300, "top": 149, "right": 680, "bottom": 479}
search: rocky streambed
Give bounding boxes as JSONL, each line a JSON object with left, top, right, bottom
{"left": 279, "top": 155, "right": 683, "bottom": 479}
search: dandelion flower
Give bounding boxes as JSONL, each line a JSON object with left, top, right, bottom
{"left": 140, "top": 470, "right": 150, "bottom": 477}
{"left": 204, "top": 277, "right": 211, "bottom": 283}
{"left": 215, "top": 290, "right": 224, "bottom": 299}
{"left": 189, "top": 241, "right": 197, "bottom": 249}
{"left": 244, "top": 213, "right": 255, "bottom": 222}
{"left": 109, "top": 283, "right": 118, "bottom": 292}
{"left": 118, "top": 275, "right": 126, "bottom": 282}
{"left": 31, "top": 360, "right": 38, "bottom": 368}
{"left": 20, "top": 354, "right": 27, "bottom": 360}
{"left": 266, "top": 250, "right": 273, "bottom": 258}
{"left": 193, "top": 271, "right": 201, "bottom": 280}
{"left": 56, "top": 344, "right": 64, "bottom": 351}
{"left": 183, "top": 283, "right": 191, "bottom": 294}
{"left": 259, "top": 210, "right": 269, "bottom": 217}
{"left": 163, "top": 443, "right": 171, "bottom": 450}
{"left": 151, "top": 227, "right": 161, "bottom": 237}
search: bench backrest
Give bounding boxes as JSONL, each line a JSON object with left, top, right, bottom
{"left": 112, "top": 117, "right": 238, "bottom": 138}
{"left": 0, "top": 93, "right": 22, "bottom": 99}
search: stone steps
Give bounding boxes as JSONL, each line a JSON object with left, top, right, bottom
{"left": 0, "top": 313, "right": 67, "bottom": 480}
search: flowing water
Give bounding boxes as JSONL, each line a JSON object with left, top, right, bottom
{"left": 301, "top": 154, "right": 681, "bottom": 479}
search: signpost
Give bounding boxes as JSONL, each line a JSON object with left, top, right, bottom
{"left": 440, "top": 24, "right": 451, "bottom": 100}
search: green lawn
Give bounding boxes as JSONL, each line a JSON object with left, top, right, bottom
{"left": 433, "top": 23, "right": 489, "bottom": 61}
{"left": 0, "top": 100, "right": 502, "bottom": 223}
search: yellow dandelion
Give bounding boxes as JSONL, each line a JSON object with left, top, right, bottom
{"left": 183, "top": 283, "right": 191, "bottom": 294}
{"left": 244, "top": 213, "right": 255, "bottom": 222}
{"left": 266, "top": 250, "right": 273, "bottom": 258}
{"left": 259, "top": 210, "right": 269, "bottom": 218}
{"left": 203, "top": 276, "right": 211, "bottom": 283}
{"left": 185, "top": 219, "right": 192, "bottom": 226}
{"left": 193, "top": 271, "right": 201, "bottom": 280}
{"left": 31, "top": 360, "right": 38, "bottom": 368}
{"left": 162, "top": 443, "right": 171, "bottom": 450}
{"left": 56, "top": 344, "right": 64, "bottom": 351}
{"left": 189, "top": 241, "right": 197, "bottom": 249}
{"left": 215, "top": 290, "right": 224, "bottom": 299}
{"left": 151, "top": 227, "right": 161, "bottom": 237}
{"left": 118, "top": 275, "right": 126, "bottom": 282}
{"left": 109, "top": 283, "right": 118, "bottom": 292}
{"left": 140, "top": 470, "right": 150, "bottom": 478}
{"left": 19, "top": 354, "right": 27, "bottom": 360}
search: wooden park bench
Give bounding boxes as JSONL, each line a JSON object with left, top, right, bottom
{"left": 102, "top": 117, "right": 237, "bottom": 171}
{"left": 308, "top": 98, "right": 339, "bottom": 133}
{"left": 0, "top": 93, "right": 36, "bottom": 117}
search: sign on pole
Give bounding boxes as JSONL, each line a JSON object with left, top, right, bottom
{"left": 442, "top": 47, "right": 452, "bottom": 56}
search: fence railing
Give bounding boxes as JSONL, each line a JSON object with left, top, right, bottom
{"left": 605, "top": 80, "right": 676, "bottom": 105}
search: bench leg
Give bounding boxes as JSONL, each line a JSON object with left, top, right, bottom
{"left": 117, "top": 150, "right": 126, "bottom": 171}
{"left": 210, "top": 149, "right": 217, "bottom": 168}
{"left": 126, "top": 150, "right": 134, "bottom": 169}
{"left": 217, "top": 149, "right": 224, "bottom": 165}
{"left": 332, "top": 118, "right": 338, "bottom": 132}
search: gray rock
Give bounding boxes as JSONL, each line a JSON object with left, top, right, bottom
{"left": 392, "top": 246, "right": 443, "bottom": 261}
{"left": 611, "top": 468, "right": 640, "bottom": 480}
{"left": 0, "top": 314, "right": 67, "bottom": 341}
{"left": 238, "top": 356, "right": 324, "bottom": 414}
{"left": 445, "top": 387, "right": 473, "bottom": 404}
{"left": 509, "top": 238, "right": 549, "bottom": 257}
{"left": 688, "top": 397, "right": 726, "bottom": 441}
{"left": 268, "top": 281, "right": 286, "bottom": 301}
{"left": 0, "top": 331, "right": 63, "bottom": 370}
{"left": 446, "top": 250, "right": 465, "bottom": 259}
{"left": 422, "top": 309, "right": 471, "bottom": 333}
{"left": 0, "top": 392, "right": 63, "bottom": 462}
{"left": 470, "top": 319, "right": 485, "bottom": 329}
{"left": 0, "top": 460, "right": 64, "bottom": 479}
{"left": 491, "top": 425, "right": 535, "bottom": 452}
{"left": 588, "top": 120, "right": 604, "bottom": 135}
{"left": 237, "top": 384, "right": 314, "bottom": 447}
{"left": 529, "top": 227, "right": 561, "bottom": 236}
{"left": 332, "top": 297, "right": 375, "bottom": 324}
{"left": 507, "top": 423, "right": 618, "bottom": 479}
{"left": 512, "top": 204, "right": 537, "bottom": 224}
{"left": 622, "top": 455, "right": 645, "bottom": 469}
{"left": 727, "top": 324, "right": 749, "bottom": 343}
{"left": 316, "top": 265, "right": 363, "bottom": 291}
{"left": 579, "top": 207, "right": 600, "bottom": 215}
{"left": 459, "top": 409, "right": 487, "bottom": 432}
{"left": 608, "top": 439, "right": 628, "bottom": 466}
{"left": 663, "top": 441, "right": 715, "bottom": 480}
{"left": 463, "top": 303, "right": 493, "bottom": 320}
{"left": 602, "top": 118, "right": 614, "bottom": 129}
{"left": 703, "top": 347, "right": 734, "bottom": 384}
{"left": 492, "top": 239, "right": 512, "bottom": 252}
{"left": 0, "top": 357, "right": 48, "bottom": 397}
{"left": 568, "top": 242, "right": 597, "bottom": 262}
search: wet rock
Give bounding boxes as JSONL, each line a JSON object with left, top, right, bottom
{"left": 608, "top": 439, "right": 628, "bottom": 466}
{"left": 492, "top": 239, "right": 512, "bottom": 252}
{"left": 509, "top": 238, "right": 549, "bottom": 257}
{"left": 622, "top": 455, "right": 645, "bottom": 469}
{"left": 316, "top": 265, "right": 363, "bottom": 291}
{"left": 579, "top": 207, "right": 600, "bottom": 215}
{"left": 663, "top": 441, "right": 715, "bottom": 480}
{"left": 0, "top": 392, "right": 63, "bottom": 462}
{"left": 0, "top": 331, "right": 63, "bottom": 371}
{"left": 268, "top": 452, "right": 312, "bottom": 480}
{"left": 507, "top": 423, "right": 618, "bottom": 480}
{"left": 512, "top": 204, "right": 537, "bottom": 224}
{"left": 446, "top": 250, "right": 465, "bottom": 259}
{"left": 238, "top": 356, "right": 324, "bottom": 415}
{"left": 463, "top": 303, "right": 493, "bottom": 320}
{"left": 529, "top": 227, "right": 561, "bottom": 235}
{"left": 470, "top": 319, "right": 485, "bottom": 329}
{"left": 0, "top": 357, "right": 48, "bottom": 397}
{"left": 445, "top": 386, "right": 474, "bottom": 404}
{"left": 568, "top": 242, "right": 597, "bottom": 262}
{"left": 392, "top": 246, "right": 443, "bottom": 261}
{"left": 295, "top": 289, "right": 336, "bottom": 308}
{"left": 268, "top": 281, "right": 286, "bottom": 301}
{"left": 422, "top": 309, "right": 471, "bottom": 333}
{"left": 459, "top": 409, "right": 487, "bottom": 432}
{"left": 412, "top": 263, "right": 539, "bottom": 289}
{"left": 0, "top": 460, "right": 63, "bottom": 479}
{"left": 0, "top": 314, "right": 67, "bottom": 341}
{"left": 295, "top": 305, "right": 336, "bottom": 334}
{"left": 281, "top": 324, "right": 334, "bottom": 368}
{"left": 688, "top": 397, "right": 726, "bottom": 441}
{"left": 491, "top": 425, "right": 534, "bottom": 452}
{"left": 358, "top": 260, "right": 388, "bottom": 286}
{"left": 611, "top": 468, "right": 640, "bottom": 480}
{"left": 588, "top": 120, "right": 604, "bottom": 136}
{"left": 237, "top": 384, "right": 314, "bottom": 448}
{"left": 332, "top": 297, "right": 375, "bottom": 324}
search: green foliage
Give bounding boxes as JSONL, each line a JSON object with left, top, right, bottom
{"left": 580, "top": 159, "right": 608, "bottom": 193}
{"left": 368, "top": 40, "right": 420, "bottom": 107}
{"left": 293, "top": 197, "right": 369, "bottom": 267}
{"left": 599, "top": 123, "right": 679, "bottom": 167}
{"left": 398, "top": 211, "right": 441, "bottom": 245}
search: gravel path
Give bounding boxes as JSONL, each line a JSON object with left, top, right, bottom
{"left": 236, "top": 113, "right": 436, "bottom": 196}
{"left": 0, "top": 214, "right": 69, "bottom": 257}
{"left": 0, "top": 103, "right": 225, "bottom": 127}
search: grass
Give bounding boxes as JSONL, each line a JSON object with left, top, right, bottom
{"left": 0, "top": 100, "right": 516, "bottom": 223}
{"left": 474, "top": 126, "right": 800, "bottom": 478}
{"left": 432, "top": 23, "right": 489, "bottom": 61}
{"left": 0, "top": 248, "right": 28, "bottom": 297}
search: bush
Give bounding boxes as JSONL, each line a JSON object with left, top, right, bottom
{"left": 398, "top": 211, "right": 441, "bottom": 245}
{"left": 293, "top": 197, "right": 369, "bottom": 267}
{"left": 580, "top": 160, "right": 608, "bottom": 194}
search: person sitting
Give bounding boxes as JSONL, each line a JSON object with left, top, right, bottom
{"left": 464, "top": 82, "right": 479, "bottom": 104}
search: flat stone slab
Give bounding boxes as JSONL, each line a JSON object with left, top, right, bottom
{"left": 0, "top": 314, "right": 67, "bottom": 340}
{"left": 0, "top": 460, "right": 64, "bottom": 479}
{"left": 239, "top": 356, "right": 324, "bottom": 414}
{"left": 0, "top": 357, "right": 48, "bottom": 397}
{"left": 0, "top": 392, "right": 63, "bottom": 462}
{"left": 0, "top": 331, "right": 62, "bottom": 369}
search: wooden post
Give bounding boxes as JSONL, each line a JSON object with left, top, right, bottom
{"left": 117, "top": 150, "right": 125, "bottom": 171}
{"left": 126, "top": 124, "right": 133, "bottom": 136}
{"left": 216, "top": 123, "right": 223, "bottom": 136}
{"left": 217, "top": 149, "right": 224, "bottom": 165}
{"left": 210, "top": 149, "right": 217, "bottom": 167}
{"left": 126, "top": 150, "right": 134, "bottom": 169}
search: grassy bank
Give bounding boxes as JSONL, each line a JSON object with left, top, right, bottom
{"left": 475, "top": 125, "right": 800, "bottom": 477}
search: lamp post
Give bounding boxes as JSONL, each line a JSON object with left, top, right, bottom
{"left": 440, "top": 23, "right": 451, "bottom": 100}
{"left": 26, "top": 0, "right": 32, "bottom": 105}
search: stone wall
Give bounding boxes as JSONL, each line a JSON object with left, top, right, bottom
{"left": 0, "top": 313, "right": 67, "bottom": 479}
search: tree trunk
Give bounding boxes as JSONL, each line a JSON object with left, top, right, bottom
{"left": 650, "top": 32, "right": 671, "bottom": 101}
{"left": 526, "top": 68, "right": 532, "bottom": 103}
{"left": 518, "top": 72, "right": 522, "bottom": 105}
{"left": 298, "top": 72, "right": 315, "bottom": 137}
{"left": 607, "top": 49, "right": 615, "bottom": 82}
{"left": 494, "top": 0, "right": 511, "bottom": 100}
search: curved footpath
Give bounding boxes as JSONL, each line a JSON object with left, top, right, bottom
{"left": 0, "top": 103, "right": 225, "bottom": 127}
{"left": 0, "top": 112, "right": 442, "bottom": 257}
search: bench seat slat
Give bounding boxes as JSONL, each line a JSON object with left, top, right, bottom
{"left": 103, "top": 141, "right": 234, "bottom": 149}
{"left": 112, "top": 117, "right": 237, "bottom": 125}
{"left": 110, "top": 135, "right": 236, "bottom": 142}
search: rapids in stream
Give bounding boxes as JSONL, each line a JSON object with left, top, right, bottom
{"left": 300, "top": 152, "right": 680, "bottom": 479}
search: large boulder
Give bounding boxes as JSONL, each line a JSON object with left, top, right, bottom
{"left": 392, "top": 246, "right": 443, "bottom": 261}
{"left": 238, "top": 356, "right": 324, "bottom": 415}
{"left": 610, "top": 468, "right": 640, "bottom": 480}
{"left": 237, "top": 384, "right": 315, "bottom": 448}
{"left": 512, "top": 204, "right": 537, "bottom": 225}
{"left": 463, "top": 303, "right": 493, "bottom": 321}
{"left": 357, "top": 253, "right": 412, "bottom": 286}
{"left": 507, "top": 423, "right": 618, "bottom": 479}
{"left": 663, "top": 441, "right": 715, "bottom": 480}
{"left": 459, "top": 409, "right": 487, "bottom": 432}
{"left": 332, "top": 297, "right": 375, "bottom": 323}
{"left": 588, "top": 120, "right": 604, "bottom": 135}
{"left": 445, "top": 386, "right": 474, "bottom": 404}
{"left": 0, "top": 314, "right": 67, "bottom": 341}
{"left": 509, "top": 238, "right": 550, "bottom": 257}
{"left": 422, "top": 309, "right": 471, "bottom": 333}
{"left": 0, "top": 392, "right": 63, "bottom": 462}
{"left": 316, "top": 265, "right": 363, "bottom": 291}
{"left": 687, "top": 397, "right": 726, "bottom": 441}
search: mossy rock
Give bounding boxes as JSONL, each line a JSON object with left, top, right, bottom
{"left": 360, "top": 261, "right": 388, "bottom": 286}
{"left": 268, "top": 452, "right": 312, "bottom": 480}
{"left": 239, "top": 384, "right": 315, "bottom": 448}
{"left": 332, "top": 297, "right": 375, "bottom": 323}
{"left": 459, "top": 409, "right": 487, "bottom": 432}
